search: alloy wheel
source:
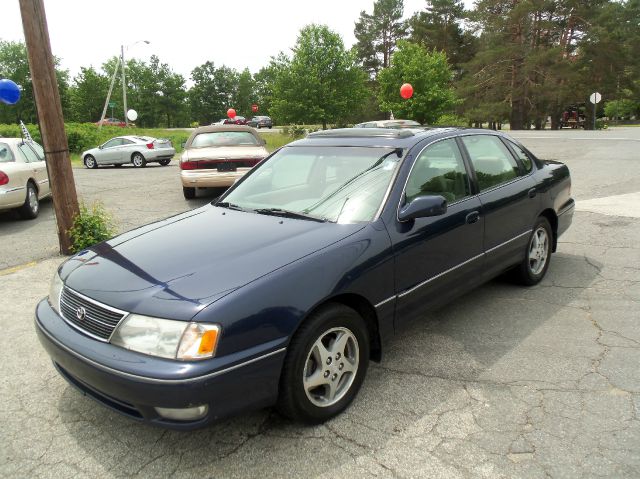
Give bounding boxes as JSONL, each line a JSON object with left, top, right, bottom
{"left": 528, "top": 227, "right": 549, "bottom": 275}
{"left": 303, "top": 327, "right": 359, "bottom": 408}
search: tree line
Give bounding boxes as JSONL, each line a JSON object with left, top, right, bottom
{"left": 1, "top": 0, "right": 638, "bottom": 129}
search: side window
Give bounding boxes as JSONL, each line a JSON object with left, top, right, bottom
{"left": 19, "top": 143, "right": 40, "bottom": 163}
{"left": 103, "top": 138, "right": 122, "bottom": 148}
{"left": 506, "top": 140, "right": 533, "bottom": 172}
{"left": 461, "top": 135, "right": 521, "bottom": 191}
{"left": 121, "top": 139, "right": 134, "bottom": 145}
{"left": 405, "top": 138, "right": 470, "bottom": 204}
{"left": 0, "top": 143, "right": 15, "bottom": 163}
{"left": 29, "top": 142, "right": 45, "bottom": 161}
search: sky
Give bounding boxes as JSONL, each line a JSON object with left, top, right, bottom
{"left": 3, "top": 0, "right": 474, "bottom": 81}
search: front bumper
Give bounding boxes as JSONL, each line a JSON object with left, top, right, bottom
{"left": 180, "top": 168, "right": 251, "bottom": 188}
{"left": 35, "top": 299, "right": 286, "bottom": 429}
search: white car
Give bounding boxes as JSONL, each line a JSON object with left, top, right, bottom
{"left": 0, "top": 138, "right": 51, "bottom": 219}
{"left": 81, "top": 136, "right": 176, "bottom": 168}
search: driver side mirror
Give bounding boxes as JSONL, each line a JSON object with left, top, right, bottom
{"left": 181, "top": 142, "right": 186, "bottom": 148}
{"left": 398, "top": 195, "right": 447, "bottom": 222}
{"left": 99, "top": 144, "right": 104, "bottom": 149}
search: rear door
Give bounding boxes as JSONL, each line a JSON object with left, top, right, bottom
{"left": 18, "top": 142, "right": 50, "bottom": 197}
{"left": 458, "top": 134, "right": 538, "bottom": 278}
{"left": 389, "top": 137, "right": 484, "bottom": 327}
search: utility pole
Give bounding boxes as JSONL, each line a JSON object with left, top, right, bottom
{"left": 19, "top": 0, "right": 79, "bottom": 255}
{"left": 121, "top": 45, "right": 128, "bottom": 127}
{"left": 98, "top": 58, "right": 120, "bottom": 130}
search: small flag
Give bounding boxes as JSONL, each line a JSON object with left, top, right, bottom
{"left": 20, "top": 120, "right": 34, "bottom": 143}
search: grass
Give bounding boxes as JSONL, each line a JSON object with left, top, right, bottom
{"left": 70, "top": 131, "right": 294, "bottom": 168}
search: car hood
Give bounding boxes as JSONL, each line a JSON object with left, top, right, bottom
{"left": 184, "top": 145, "right": 267, "bottom": 160}
{"left": 60, "top": 205, "right": 364, "bottom": 321}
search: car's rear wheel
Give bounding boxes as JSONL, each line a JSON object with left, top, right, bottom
{"left": 159, "top": 159, "right": 171, "bottom": 166}
{"left": 277, "top": 303, "right": 369, "bottom": 423}
{"left": 513, "top": 217, "right": 552, "bottom": 285}
{"left": 132, "top": 153, "right": 146, "bottom": 168}
{"left": 84, "top": 155, "right": 97, "bottom": 169}
{"left": 18, "top": 182, "right": 39, "bottom": 219}
{"left": 183, "top": 186, "right": 196, "bottom": 199}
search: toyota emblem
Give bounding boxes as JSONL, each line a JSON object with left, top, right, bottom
{"left": 76, "top": 307, "right": 86, "bottom": 321}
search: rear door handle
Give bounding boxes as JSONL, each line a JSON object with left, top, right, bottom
{"left": 466, "top": 211, "right": 480, "bottom": 224}
{"left": 528, "top": 188, "right": 537, "bottom": 198}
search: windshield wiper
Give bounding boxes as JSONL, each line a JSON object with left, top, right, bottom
{"left": 253, "top": 208, "right": 328, "bottom": 223}
{"left": 215, "top": 201, "right": 249, "bottom": 212}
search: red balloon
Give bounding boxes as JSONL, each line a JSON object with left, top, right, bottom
{"left": 251, "top": 104, "right": 258, "bottom": 113}
{"left": 227, "top": 108, "right": 237, "bottom": 119}
{"left": 400, "top": 83, "right": 414, "bottom": 99}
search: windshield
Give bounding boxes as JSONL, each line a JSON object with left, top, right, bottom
{"left": 221, "top": 146, "right": 402, "bottom": 223}
{"left": 191, "top": 131, "right": 259, "bottom": 148}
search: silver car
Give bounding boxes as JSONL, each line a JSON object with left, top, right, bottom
{"left": 0, "top": 138, "right": 51, "bottom": 219}
{"left": 81, "top": 136, "right": 176, "bottom": 168}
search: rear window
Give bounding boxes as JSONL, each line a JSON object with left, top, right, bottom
{"left": 0, "top": 143, "right": 15, "bottom": 163}
{"left": 190, "top": 131, "right": 259, "bottom": 147}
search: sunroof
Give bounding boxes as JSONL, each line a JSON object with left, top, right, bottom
{"left": 308, "top": 128, "right": 416, "bottom": 139}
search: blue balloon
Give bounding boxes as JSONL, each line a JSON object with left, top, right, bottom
{"left": 0, "top": 79, "right": 21, "bottom": 105}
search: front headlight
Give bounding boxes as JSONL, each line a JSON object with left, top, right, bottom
{"left": 110, "top": 314, "right": 220, "bottom": 360}
{"left": 48, "top": 272, "right": 63, "bottom": 313}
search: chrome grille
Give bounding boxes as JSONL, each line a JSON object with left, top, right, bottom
{"left": 59, "top": 287, "right": 127, "bottom": 341}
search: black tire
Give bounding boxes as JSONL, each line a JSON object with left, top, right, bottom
{"left": 268, "top": 126, "right": 272, "bottom": 129}
{"left": 183, "top": 186, "right": 196, "bottom": 199}
{"left": 277, "top": 303, "right": 369, "bottom": 424}
{"left": 18, "top": 182, "right": 39, "bottom": 219}
{"left": 84, "top": 155, "right": 97, "bottom": 169}
{"left": 513, "top": 217, "right": 553, "bottom": 285}
{"left": 159, "top": 159, "right": 171, "bottom": 166}
{"left": 132, "top": 153, "right": 147, "bottom": 168}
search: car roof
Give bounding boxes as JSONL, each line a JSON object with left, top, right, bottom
{"left": 289, "top": 127, "right": 463, "bottom": 149}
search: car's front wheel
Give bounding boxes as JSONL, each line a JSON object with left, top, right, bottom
{"left": 513, "top": 217, "right": 553, "bottom": 285}
{"left": 277, "top": 303, "right": 369, "bottom": 423}
{"left": 132, "top": 153, "right": 147, "bottom": 168}
{"left": 84, "top": 155, "right": 97, "bottom": 169}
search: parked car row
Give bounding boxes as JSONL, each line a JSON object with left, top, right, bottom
{"left": 212, "top": 116, "right": 273, "bottom": 129}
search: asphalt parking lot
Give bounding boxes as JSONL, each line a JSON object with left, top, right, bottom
{"left": 1, "top": 128, "right": 639, "bottom": 478}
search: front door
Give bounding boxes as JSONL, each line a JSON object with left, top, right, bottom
{"left": 458, "top": 134, "right": 538, "bottom": 278}
{"left": 98, "top": 138, "right": 123, "bottom": 164}
{"left": 387, "top": 138, "right": 485, "bottom": 328}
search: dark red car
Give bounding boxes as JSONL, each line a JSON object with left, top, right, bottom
{"left": 95, "top": 118, "right": 126, "bottom": 127}
{"left": 222, "top": 116, "right": 248, "bottom": 126}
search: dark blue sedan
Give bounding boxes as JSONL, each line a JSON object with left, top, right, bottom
{"left": 36, "top": 127, "right": 574, "bottom": 428}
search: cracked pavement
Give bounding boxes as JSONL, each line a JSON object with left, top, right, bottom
{"left": 1, "top": 129, "right": 639, "bottom": 478}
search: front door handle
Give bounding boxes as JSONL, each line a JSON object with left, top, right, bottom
{"left": 528, "top": 188, "right": 537, "bottom": 198}
{"left": 466, "top": 211, "right": 480, "bottom": 224}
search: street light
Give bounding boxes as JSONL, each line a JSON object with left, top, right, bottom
{"left": 98, "top": 40, "right": 150, "bottom": 129}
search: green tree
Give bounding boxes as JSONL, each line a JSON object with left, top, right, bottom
{"left": 68, "top": 66, "right": 109, "bottom": 122}
{"left": 0, "top": 40, "right": 70, "bottom": 124}
{"left": 234, "top": 68, "right": 255, "bottom": 118}
{"left": 354, "top": 0, "right": 408, "bottom": 78}
{"left": 189, "top": 62, "right": 239, "bottom": 125}
{"left": 378, "top": 40, "right": 456, "bottom": 124}
{"left": 271, "top": 25, "right": 369, "bottom": 129}
{"left": 408, "top": 0, "right": 476, "bottom": 73}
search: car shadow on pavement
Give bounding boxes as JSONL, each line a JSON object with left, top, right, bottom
{"left": 55, "top": 251, "right": 601, "bottom": 477}
{"left": 0, "top": 197, "right": 53, "bottom": 229}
